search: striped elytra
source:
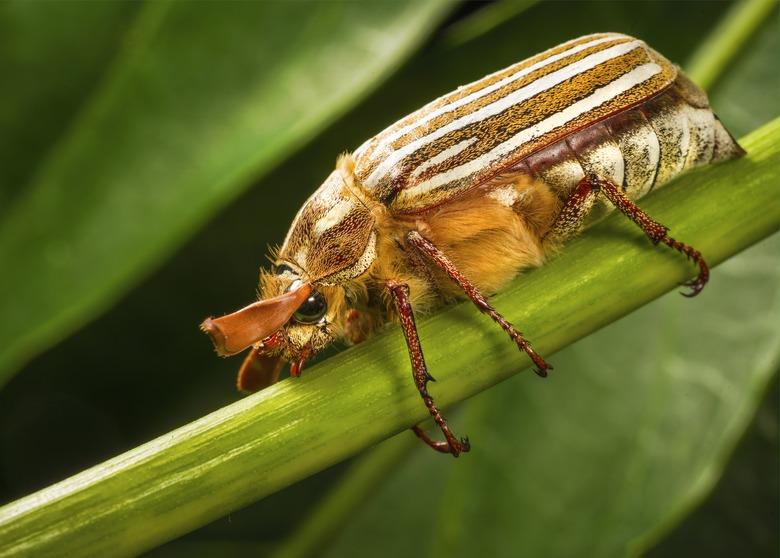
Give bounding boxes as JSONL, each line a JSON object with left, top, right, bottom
{"left": 353, "top": 32, "right": 742, "bottom": 212}
{"left": 202, "top": 33, "right": 744, "bottom": 457}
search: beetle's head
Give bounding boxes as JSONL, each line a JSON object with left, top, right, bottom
{"left": 201, "top": 157, "right": 377, "bottom": 379}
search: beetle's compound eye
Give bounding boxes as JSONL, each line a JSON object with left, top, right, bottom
{"left": 293, "top": 290, "right": 327, "bottom": 325}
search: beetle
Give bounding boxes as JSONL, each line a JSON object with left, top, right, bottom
{"left": 201, "top": 33, "right": 743, "bottom": 457}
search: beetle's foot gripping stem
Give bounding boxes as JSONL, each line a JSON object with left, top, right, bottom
{"left": 582, "top": 176, "right": 710, "bottom": 298}
{"left": 412, "top": 425, "right": 470, "bottom": 455}
{"left": 406, "top": 231, "right": 552, "bottom": 377}
{"left": 658, "top": 234, "right": 709, "bottom": 297}
{"left": 387, "top": 281, "right": 470, "bottom": 458}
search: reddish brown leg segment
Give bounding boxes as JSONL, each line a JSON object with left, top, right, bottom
{"left": 386, "top": 281, "right": 470, "bottom": 457}
{"left": 406, "top": 231, "right": 552, "bottom": 377}
{"left": 587, "top": 176, "right": 709, "bottom": 296}
{"left": 543, "top": 177, "right": 598, "bottom": 244}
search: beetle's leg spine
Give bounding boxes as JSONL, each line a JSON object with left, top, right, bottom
{"left": 591, "top": 176, "right": 709, "bottom": 296}
{"left": 406, "top": 231, "right": 552, "bottom": 377}
{"left": 386, "top": 281, "right": 470, "bottom": 458}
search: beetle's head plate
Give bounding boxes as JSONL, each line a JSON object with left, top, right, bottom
{"left": 280, "top": 164, "right": 377, "bottom": 286}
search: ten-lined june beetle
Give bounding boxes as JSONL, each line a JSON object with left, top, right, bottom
{"left": 202, "top": 33, "right": 743, "bottom": 457}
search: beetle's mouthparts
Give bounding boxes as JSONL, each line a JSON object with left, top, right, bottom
{"left": 201, "top": 283, "right": 312, "bottom": 356}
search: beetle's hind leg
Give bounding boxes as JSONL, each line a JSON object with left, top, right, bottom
{"left": 405, "top": 231, "right": 551, "bottom": 377}
{"left": 387, "top": 281, "right": 470, "bottom": 457}
{"left": 545, "top": 176, "right": 709, "bottom": 296}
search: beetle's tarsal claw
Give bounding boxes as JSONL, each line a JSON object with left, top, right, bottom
{"left": 652, "top": 231, "right": 709, "bottom": 298}
{"left": 680, "top": 275, "right": 707, "bottom": 298}
{"left": 526, "top": 350, "right": 552, "bottom": 377}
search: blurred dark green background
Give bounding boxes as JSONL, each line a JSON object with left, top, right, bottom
{"left": 0, "top": 1, "right": 777, "bottom": 556}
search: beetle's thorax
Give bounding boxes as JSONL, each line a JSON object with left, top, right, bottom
{"left": 278, "top": 155, "right": 379, "bottom": 286}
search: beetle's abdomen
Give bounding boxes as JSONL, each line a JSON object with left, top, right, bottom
{"left": 521, "top": 75, "right": 744, "bottom": 204}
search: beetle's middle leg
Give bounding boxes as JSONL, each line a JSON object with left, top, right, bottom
{"left": 386, "top": 280, "right": 470, "bottom": 457}
{"left": 545, "top": 176, "right": 709, "bottom": 296}
{"left": 405, "top": 230, "right": 552, "bottom": 377}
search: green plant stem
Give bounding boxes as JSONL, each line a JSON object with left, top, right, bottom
{"left": 1, "top": 119, "right": 779, "bottom": 557}
{"left": 686, "top": 0, "right": 778, "bottom": 90}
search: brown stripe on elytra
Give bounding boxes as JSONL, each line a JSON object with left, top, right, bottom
{"left": 370, "top": 35, "right": 627, "bottom": 145}
{"left": 405, "top": 46, "right": 653, "bottom": 184}
{"left": 355, "top": 35, "right": 632, "bottom": 176}
{"left": 385, "top": 37, "right": 632, "bottom": 153}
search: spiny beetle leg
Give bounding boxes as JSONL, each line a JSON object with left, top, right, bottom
{"left": 406, "top": 231, "right": 552, "bottom": 377}
{"left": 387, "top": 281, "right": 470, "bottom": 458}
{"left": 586, "top": 176, "right": 709, "bottom": 297}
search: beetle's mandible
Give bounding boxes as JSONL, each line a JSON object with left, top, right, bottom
{"left": 201, "top": 33, "right": 743, "bottom": 457}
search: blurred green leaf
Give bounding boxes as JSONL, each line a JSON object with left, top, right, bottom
{"left": 0, "top": 0, "right": 454, "bottom": 386}
{"left": 708, "top": 8, "right": 780, "bottom": 137}
{"left": 0, "top": 0, "right": 139, "bottom": 212}
{"left": 1, "top": 118, "right": 777, "bottom": 558}
{"left": 441, "top": 0, "right": 540, "bottom": 47}
{"left": 685, "top": 0, "right": 777, "bottom": 91}
{"left": 647, "top": 374, "right": 779, "bottom": 557}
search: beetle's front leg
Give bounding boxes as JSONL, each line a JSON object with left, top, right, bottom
{"left": 405, "top": 231, "right": 552, "bottom": 377}
{"left": 386, "top": 280, "right": 470, "bottom": 457}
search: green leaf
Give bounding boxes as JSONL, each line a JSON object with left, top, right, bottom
{"left": 647, "top": 375, "right": 779, "bottom": 557}
{"left": 441, "top": 0, "right": 540, "bottom": 47}
{"left": 685, "top": 0, "right": 778, "bottom": 91}
{"left": 707, "top": 8, "right": 780, "bottom": 137}
{"left": 0, "top": 0, "right": 454, "bottom": 386}
{"left": 1, "top": 118, "right": 777, "bottom": 558}
{"left": 0, "top": 0, "right": 139, "bottom": 213}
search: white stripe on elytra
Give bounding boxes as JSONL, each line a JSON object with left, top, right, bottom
{"left": 410, "top": 137, "right": 477, "bottom": 179}
{"left": 364, "top": 40, "right": 644, "bottom": 190}
{"left": 367, "top": 34, "right": 624, "bottom": 159}
{"left": 395, "top": 63, "right": 663, "bottom": 204}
